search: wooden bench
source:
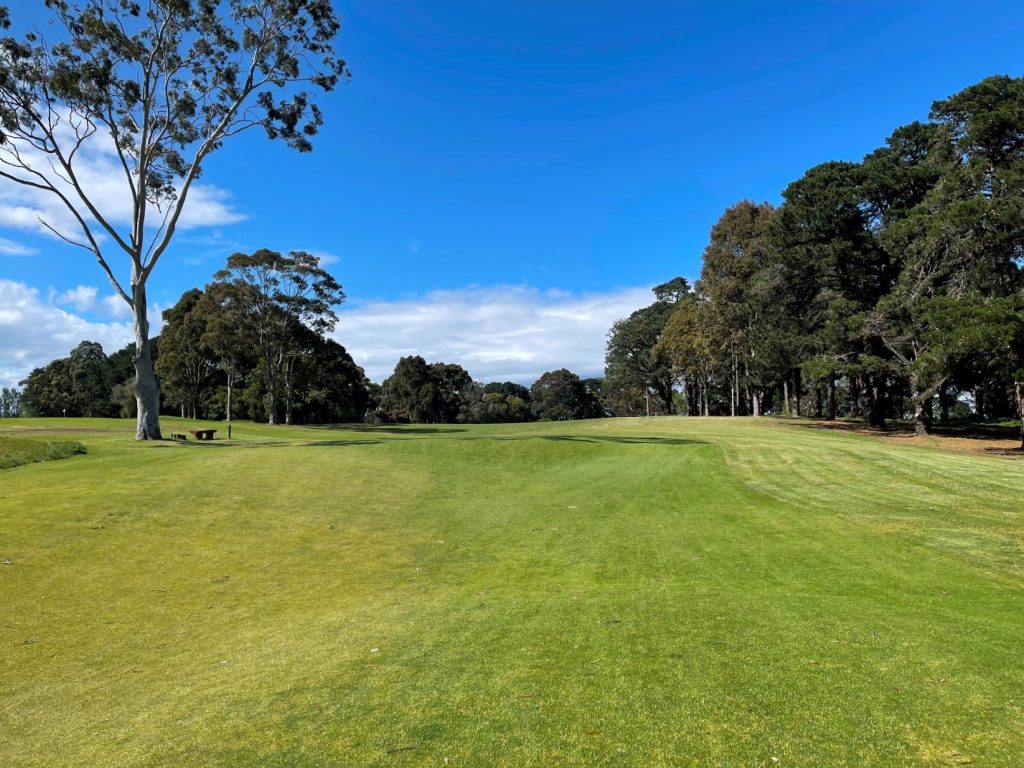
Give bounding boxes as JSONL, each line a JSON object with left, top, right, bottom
{"left": 170, "top": 433, "right": 187, "bottom": 441}
{"left": 187, "top": 429, "right": 217, "bottom": 440}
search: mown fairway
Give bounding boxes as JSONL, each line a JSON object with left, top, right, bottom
{"left": 1, "top": 417, "right": 1023, "bottom": 767}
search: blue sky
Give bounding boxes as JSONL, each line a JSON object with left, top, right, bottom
{"left": 2, "top": 0, "right": 1024, "bottom": 385}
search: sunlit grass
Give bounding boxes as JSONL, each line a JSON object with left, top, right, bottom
{"left": 1, "top": 416, "right": 1023, "bottom": 766}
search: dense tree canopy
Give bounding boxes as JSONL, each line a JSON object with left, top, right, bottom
{"left": 156, "top": 289, "right": 217, "bottom": 420}
{"left": 604, "top": 278, "right": 690, "bottom": 416}
{"left": 20, "top": 341, "right": 118, "bottom": 417}
{"left": 530, "top": 368, "right": 600, "bottom": 421}
{"left": 212, "top": 250, "right": 345, "bottom": 425}
{"left": 617, "top": 74, "right": 1024, "bottom": 445}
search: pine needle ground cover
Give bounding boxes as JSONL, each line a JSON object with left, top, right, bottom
{"left": 1, "top": 417, "right": 1022, "bottom": 767}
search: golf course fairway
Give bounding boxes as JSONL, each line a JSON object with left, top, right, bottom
{"left": 2, "top": 416, "right": 1022, "bottom": 766}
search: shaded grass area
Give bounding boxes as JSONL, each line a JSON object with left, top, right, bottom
{"left": 801, "top": 415, "right": 1023, "bottom": 442}
{"left": 1, "top": 416, "right": 1023, "bottom": 766}
{"left": 0, "top": 435, "right": 86, "bottom": 469}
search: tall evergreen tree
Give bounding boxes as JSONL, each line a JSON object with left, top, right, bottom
{"left": 604, "top": 278, "right": 690, "bottom": 416}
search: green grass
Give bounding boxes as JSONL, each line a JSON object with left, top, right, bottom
{"left": 0, "top": 434, "right": 86, "bottom": 469}
{"left": 1, "top": 416, "right": 1023, "bottom": 766}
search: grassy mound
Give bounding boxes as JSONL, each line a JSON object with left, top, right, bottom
{"left": 1, "top": 416, "right": 1023, "bottom": 766}
{"left": 0, "top": 436, "right": 86, "bottom": 469}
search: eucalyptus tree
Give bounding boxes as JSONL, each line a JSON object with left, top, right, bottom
{"left": 200, "top": 280, "right": 253, "bottom": 437}
{"left": 293, "top": 337, "right": 369, "bottom": 424}
{"left": 213, "top": 249, "right": 344, "bottom": 425}
{"left": 0, "top": 0, "right": 346, "bottom": 438}
{"left": 468, "top": 382, "right": 532, "bottom": 423}
{"left": 0, "top": 387, "right": 20, "bottom": 417}
{"left": 655, "top": 298, "right": 719, "bottom": 416}
{"left": 429, "top": 362, "right": 474, "bottom": 423}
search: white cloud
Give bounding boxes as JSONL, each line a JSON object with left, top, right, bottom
{"left": 101, "top": 293, "right": 134, "bottom": 319}
{"left": 55, "top": 285, "right": 98, "bottom": 312}
{"left": 0, "top": 236, "right": 37, "bottom": 256}
{"left": 0, "top": 280, "right": 163, "bottom": 388}
{"left": 333, "top": 284, "right": 655, "bottom": 384}
{"left": 177, "top": 185, "right": 246, "bottom": 229}
{"left": 0, "top": 114, "right": 245, "bottom": 247}
{"left": 0, "top": 279, "right": 659, "bottom": 391}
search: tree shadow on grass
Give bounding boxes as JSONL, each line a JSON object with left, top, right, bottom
{"left": 164, "top": 439, "right": 292, "bottom": 448}
{"left": 982, "top": 446, "right": 1024, "bottom": 457}
{"left": 483, "top": 434, "right": 707, "bottom": 446}
{"left": 303, "top": 424, "right": 468, "bottom": 435}
{"left": 933, "top": 422, "right": 1021, "bottom": 441}
{"left": 543, "top": 435, "right": 705, "bottom": 445}
{"left": 300, "top": 439, "right": 384, "bottom": 447}
{"left": 164, "top": 438, "right": 385, "bottom": 450}
{"left": 797, "top": 418, "right": 1020, "bottom": 441}
{"left": 161, "top": 431, "right": 701, "bottom": 449}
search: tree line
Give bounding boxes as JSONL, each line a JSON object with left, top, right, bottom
{"left": 374, "top": 358, "right": 603, "bottom": 424}
{"left": 604, "top": 75, "right": 1024, "bottom": 446}
{"left": 12, "top": 74, "right": 1023, "bottom": 440}
{"left": 14, "top": 249, "right": 606, "bottom": 425}
{"left": 18, "top": 250, "right": 364, "bottom": 425}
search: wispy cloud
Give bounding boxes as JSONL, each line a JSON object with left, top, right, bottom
{"left": 174, "top": 230, "right": 250, "bottom": 270}
{"left": 0, "top": 113, "right": 246, "bottom": 253}
{"left": 333, "top": 284, "right": 654, "bottom": 384}
{"left": 310, "top": 250, "right": 342, "bottom": 267}
{"left": 0, "top": 236, "right": 37, "bottom": 256}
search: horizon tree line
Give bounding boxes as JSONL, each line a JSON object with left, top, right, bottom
{"left": 10, "top": 73, "right": 1024, "bottom": 442}
{"left": 13, "top": 251, "right": 606, "bottom": 425}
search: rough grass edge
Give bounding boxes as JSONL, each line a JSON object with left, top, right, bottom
{"left": 0, "top": 437, "right": 88, "bottom": 470}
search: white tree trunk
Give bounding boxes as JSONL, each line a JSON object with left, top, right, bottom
{"left": 132, "top": 280, "right": 162, "bottom": 440}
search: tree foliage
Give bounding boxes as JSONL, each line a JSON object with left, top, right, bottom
{"left": 530, "top": 368, "right": 598, "bottom": 421}
{"left": 20, "top": 340, "right": 117, "bottom": 417}
{"left": 0, "top": 386, "right": 21, "bottom": 417}
{"left": 604, "top": 278, "right": 690, "bottom": 416}
{"left": 213, "top": 249, "right": 344, "bottom": 425}
{"left": 621, "top": 75, "right": 1024, "bottom": 441}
